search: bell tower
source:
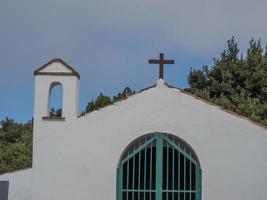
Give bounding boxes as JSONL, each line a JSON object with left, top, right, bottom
{"left": 33, "top": 58, "right": 80, "bottom": 121}
{"left": 32, "top": 58, "right": 80, "bottom": 200}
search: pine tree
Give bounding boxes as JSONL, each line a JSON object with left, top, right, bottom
{"left": 187, "top": 37, "right": 267, "bottom": 126}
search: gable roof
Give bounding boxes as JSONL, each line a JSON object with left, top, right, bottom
{"left": 184, "top": 95, "right": 265, "bottom": 129}
{"left": 166, "top": 84, "right": 266, "bottom": 129}
{"left": 79, "top": 83, "right": 266, "bottom": 129}
{"left": 33, "top": 58, "right": 80, "bottom": 79}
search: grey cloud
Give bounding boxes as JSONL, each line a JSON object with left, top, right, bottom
{"left": 1, "top": 0, "right": 267, "bottom": 121}
{"left": 2, "top": 0, "right": 266, "bottom": 54}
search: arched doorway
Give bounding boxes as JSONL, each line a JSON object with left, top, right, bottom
{"left": 117, "top": 133, "right": 202, "bottom": 200}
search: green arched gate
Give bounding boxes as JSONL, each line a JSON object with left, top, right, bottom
{"left": 117, "top": 133, "right": 202, "bottom": 200}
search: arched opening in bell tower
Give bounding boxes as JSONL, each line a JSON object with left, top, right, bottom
{"left": 48, "top": 82, "right": 63, "bottom": 117}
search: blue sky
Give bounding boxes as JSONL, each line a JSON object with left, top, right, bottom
{"left": 1, "top": 0, "right": 267, "bottom": 123}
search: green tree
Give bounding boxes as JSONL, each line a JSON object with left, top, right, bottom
{"left": 0, "top": 118, "right": 33, "bottom": 174}
{"left": 85, "top": 87, "right": 134, "bottom": 113}
{"left": 187, "top": 37, "right": 267, "bottom": 126}
{"left": 94, "top": 93, "right": 112, "bottom": 109}
{"left": 49, "top": 108, "right": 62, "bottom": 117}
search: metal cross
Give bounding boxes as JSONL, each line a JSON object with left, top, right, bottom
{"left": 149, "top": 53, "right": 175, "bottom": 79}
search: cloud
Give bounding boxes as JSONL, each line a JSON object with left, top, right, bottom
{"left": 2, "top": 0, "right": 267, "bottom": 53}
{"left": 1, "top": 0, "right": 266, "bottom": 81}
{"left": 0, "top": 0, "right": 267, "bottom": 121}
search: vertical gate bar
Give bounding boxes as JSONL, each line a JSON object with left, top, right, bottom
{"left": 150, "top": 142, "right": 153, "bottom": 200}
{"left": 184, "top": 156, "right": 186, "bottom": 200}
{"left": 177, "top": 151, "right": 181, "bottom": 200}
{"left": 196, "top": 165, "right": 202, "bottom": 200}
{"left": 144, "top": 140, "right": 147, "bottom": 200}
{"left": 196, "top": 166, "right": 199, "bottom": 200}
{"left": 117, "top": 163, "right": 122, "bottom": 200}
{"left": 189, "top": 162, "right": 191, "bottom": 200}
{"left": 138, "top": 143, "right": 141, "bottom": 200}
{"left": 199, "top": 168, "right": 202, "bottom": 200}
{"left": 133, "top": 152, "right": 135, "bottom": 200}
{"left": 166, "top": 142, "right": 169, "bottom": 191}
{"left": 156, "top": 133, "right": 163, "bottom": 200}
{"left": 172, "top": 145, "right": 175, "bottom": 200}
{"left": 127, "top": 159, "right": 129, "bottom": 200}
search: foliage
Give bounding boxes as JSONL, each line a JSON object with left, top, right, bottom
{"left": 0, "top": 118, "right": 33, "bottom": 174}
{"left": 50, "top": 108, "right": 62, "bottom": 117}
{"left": 187, "top": 37, "right": 267, "bottom": 126}
{"left": 82, "top": 87, "right": 135, "bottom": 115}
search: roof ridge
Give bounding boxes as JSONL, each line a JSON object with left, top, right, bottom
{"left": 77, "top": 81, "right": 266, "bottom": 129}
{"left": 164, "top": 84, "right": 267, "bottom": 129}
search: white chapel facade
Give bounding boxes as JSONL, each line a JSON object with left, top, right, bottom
{"left": 0, "top": 58, "right": 267, "bottom": 200}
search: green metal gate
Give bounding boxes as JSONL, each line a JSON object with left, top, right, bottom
{"left": 117, "top": 133, "right": 202, "bottom": 200}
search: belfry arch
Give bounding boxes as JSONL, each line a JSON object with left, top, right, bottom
{"left": 117, "top": 133, "right": 202, "bottom": 200}
{"left": 48, "top": 81, "right": 63, "bottom": 117}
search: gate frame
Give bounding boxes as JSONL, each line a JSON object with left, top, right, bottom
{"left": 116, "top": 132, "right": 202, "bottom": 200}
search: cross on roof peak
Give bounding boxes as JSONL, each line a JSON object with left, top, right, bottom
{"left": 149, "top": 53, "right": 175, "bottom": 80}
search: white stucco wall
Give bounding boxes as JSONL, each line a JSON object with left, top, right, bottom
{"left": 31, "top": 80, "right": 267, "bottom": 200}
{"left": 0, "top": 169, "right": 32, "bottom": 200}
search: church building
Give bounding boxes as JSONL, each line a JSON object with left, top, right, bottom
{"left": 0, "top": 55, "right": 267, "bottom": 200}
